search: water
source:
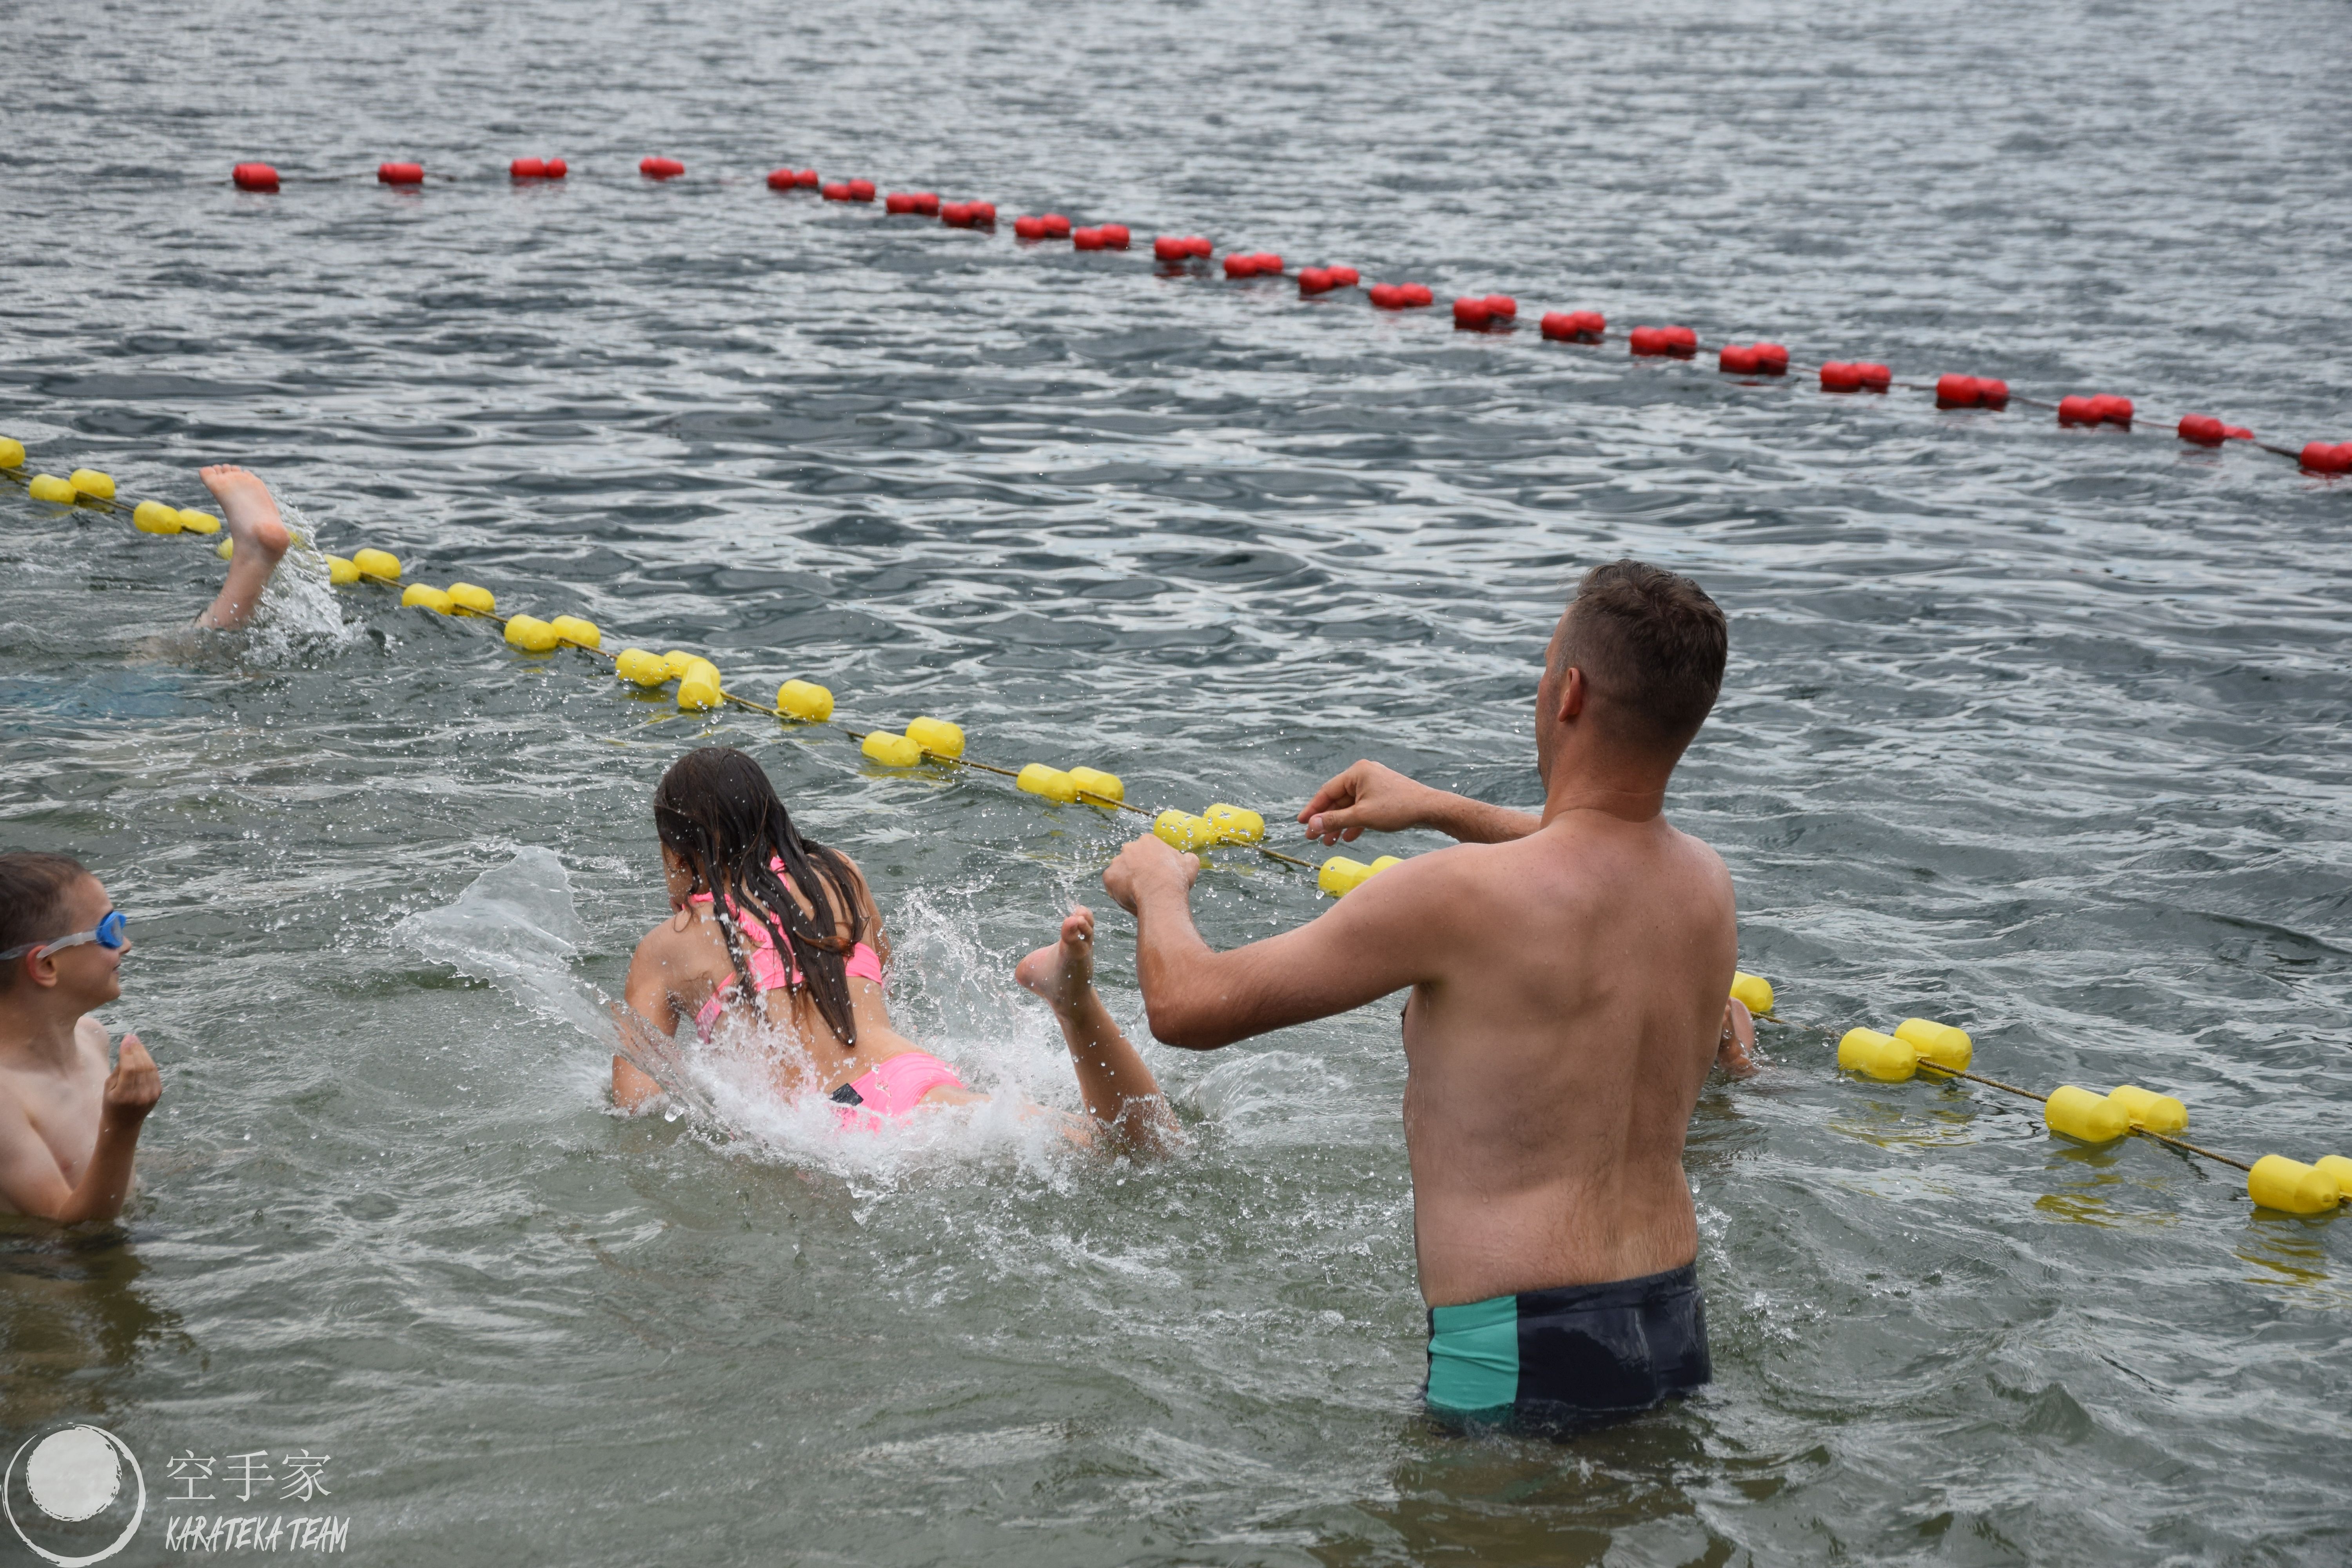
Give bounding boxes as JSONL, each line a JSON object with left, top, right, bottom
{"left": 3, "top": 1, "right": 2348, "bottom": 1562}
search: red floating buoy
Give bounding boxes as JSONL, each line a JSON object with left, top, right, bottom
{"left": 822, "top": 181, "right": 852, "bottom": 201}
{"left": 1100, "top": 223, "right": 1129, "bottom": 249}
{"left": 2299, "top": 441, "right": 2352, "bottom": 474}
{"left": 1073, "top": 226, "right": 1105, "bottom": 250}
{"left": 1453, "top": 296, "right": 1492, "bottom": 328}
{"left": 1719, "top": 345, "right": 1760, "bottom": 374}
{"left": 913, "top": 192, "right": 939, "bottom": 215}
{"left": 884, "top": 191, "right": 918, "bottom": 213}
{"left": 1751, "top": 341, "right": 1788, "bottom": 374}
{"left": 1401, "top": 283, "right": 1433, "bottom": 307}
{"left": 794, "top": 169, "right": 820, "bottom": 188}
{"left": 232, "top": 162, "right": 279, "bottom": 192}
{"left": 1153, "top": 235, "right": 1188, "bottom": 261}
{"left": 2222, "top": 424, "right": 2252, "bottom": 440}
{"left": 1935, "top": 373, "right": 1981, "bottom": 407}
{"left": 1855, "top": 361, "right": 1891, "bottom": 392}
{"left": 1222, "top": 253, "right": 1258, "bottom": 278}
{"left": 2056, "top": 396, "right": 2100, "bottom": 425}
{"left": 1254, "top": 253, "right": 1283, "bottom": 275}
{"left": 1820, "top": 361, "right": 1863, "bottom": 392}
{"left": 1369, "top": 283, "right": 1404, "bottom": 310}
{"left": 768, "top": 169, "right": 800, "bottom": 191}
{"left": 2091, "top": 394, "right": 2133, "bottom": 426}
{"left": 1327, "top": 265, "right": 1358, "bottom": 287}
{"left": 639, "top": 156, "right": 685, "bottom": 180}
{"left": 378, "top": 162, "right": 425, "bottom": 185}
{"left": 846, "top": 179, "right": 875, "bottom": 201}
{"left": 510, "top": 157, "right": 547, "bottom": 180}
{"left": 1976, "top": 377, "right": 2007, "bottom": 407}
{"left": 1041, "top": 213, "right": 1070, "bottom": 238}
{"left": 1185, "top": 236, "right": 1212, "bottom": 258}
{"left": 2177, "top": 414, "right": 2226, "bottom": 446}
{"left": 1630, "top": 327, "right": 1663, "bottom": 356}
{"left": 1298, "top": 267, "right": 1333, "bottom": 295}
{"left": 546, "top": 159, "right": 568, "bottom": 179}
{"left": 1014, "top": 214, "right": 1047, "bottom": 239}
{"left": 1540, "top": 311, "right": 1576, "bottom": 340}
{"left": 1484, "top": 295, "right": 1517, "bottom": 321}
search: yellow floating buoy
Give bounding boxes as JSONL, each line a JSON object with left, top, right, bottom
{"left": 905, "top": 716, "right": 965, "bottom": 759}
{"left": 132, "top": 500, "right": 183, "bottom": 534}
{"left": 1730, "top": 971, "right": 1775, "bottom": 1016}
{"left": 2043, "top": 1084, "right": 2129, "bottom": 1145}
{"left": 325, "top": 555, "right": 360, "bottom": 585}
{"left": 68, "top": 468, "right": 115, "bottom": 501}
{"left": 216, "top": 538, "right": 233, "bottom": 559}
{"left": 1369, "top": 855, "right": 1403, "bottom": 876}
{"left": 2315, "top": 1154, "right": 2352, "bottom": 1200}
{"left": 27, "top": 474, "right": 76, "bottom": 503}
{"left": 1152, "top": 810, "right": 1216, "bottom": 852}
{"left": 660, "top": 650, "right": 698, "bottom": 680}
{"left": 2104, "top": 1084, "right": 2187, "bottom": 1135}
{"left": 351, "top": 548, "right": 400, "bottom": 580}
{"left": 861, "top": 731, "right": 924, "bottom": 767}
{"left": 1837, "top": 1027, "right": 1917, "bottom": 1083}
{"left": 548, "top": 614, "right": 600, "bottom": 649}
{"left": 1067, "top": 766, "right": 1123, "bottom": 805}
{"left": 175, "top": 509, "right": 221, "bottom": 534}
{"left": 1016, "top": 764, "right": 1079, "bottom": 802}
{"left": 2247, "top": 1154, "right": 2343, "bottom": 1215}
{"left": 446, "top": 582, "right": 496, "bottom": 615}
{"left": 1318, "top": 855, "right": 1373, "bottom": 896}
{"left": 1894, "top": 1017, "right": 1972, "bottom": 1071}
{"left": 504, "top": 614, "right": 559, "bottom": 652}
{"left": 401, "top": 584, "right": 455, "bottom": 614}
{"left": 675, "top": 659, "right": 723, "bottom": 710}
{"left": 0, "top": 438, "right": 23, "bottom": 468}
{"left": 1205, "top": 803, "right": 1265, "bottom": 844}
{"left": 776, "top": 680, "right": 834, "bottom": 722}
{"left": 615, "top": 648, "right": 670, "bottom": 687}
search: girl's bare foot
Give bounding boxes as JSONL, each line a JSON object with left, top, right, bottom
{"left": 195, "top": 465, "right": 292, "bottom": 629}
{"left": 1015, "top": 906, "right": 1096, "bottom": 1013}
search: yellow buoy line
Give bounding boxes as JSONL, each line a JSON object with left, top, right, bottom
{"left": 1818, "top": 1014, "right": 2350, "bottom": 1216}
{"left": 23, "top": 449, "right": 2337, "bottom": 1218}
{"left": 0, "top": 445, "right": 1336, "bottom": 879}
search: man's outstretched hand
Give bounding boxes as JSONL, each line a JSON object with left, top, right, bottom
{"left": 1299, "top": 760, "right": 1435, "bottom": 845}
{"left": 103, "top": 1033, "right": 161, "bottom": 1127}
{"left": 1103, "top": 835, "right": 1200, "bottom": 915}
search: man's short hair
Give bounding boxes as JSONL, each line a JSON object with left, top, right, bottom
{"left": 0, "top": 852, "right": 91, "bottom": 984}
{"left": 1554, "top": 561, "right": 1728, "bottom": 750}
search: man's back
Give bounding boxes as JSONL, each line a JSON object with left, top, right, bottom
{"left": 1397, "top": 809, "right": 1737, "bottom": 1305}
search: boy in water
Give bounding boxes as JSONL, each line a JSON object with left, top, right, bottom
{"left": 0, "top": 853, "right": 160, "bottom": 1221}
{"left": 190, "top": 464, "right": 293, "bottom": 630}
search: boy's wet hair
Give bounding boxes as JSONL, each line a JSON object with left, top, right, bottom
{"left": 652, "top": 748, "right": 866, "bottom": 1050}
{"left": 0, "top": 852, "right": 92, "bottom": 985}
{"left": 1554, "top": 561, "right": 1729, "bottom": 751}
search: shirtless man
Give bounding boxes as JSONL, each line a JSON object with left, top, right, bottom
{"left": 1102, "top": 560, "right": 1744, "bottom": 1433}
{"left": 0, "top": 853, "right": 162, "bottom": 1222}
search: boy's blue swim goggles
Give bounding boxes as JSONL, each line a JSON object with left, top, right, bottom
{"left": 0, "top": 908, "right": 127, "bottom": 963}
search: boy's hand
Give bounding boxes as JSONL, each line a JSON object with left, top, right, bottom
{"left": 102, "top": 1033, "right": 161, "bottom": 1126}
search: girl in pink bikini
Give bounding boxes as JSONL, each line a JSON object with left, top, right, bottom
{"left": 610, "top": 747, "right": 1174, "bottom": 1150}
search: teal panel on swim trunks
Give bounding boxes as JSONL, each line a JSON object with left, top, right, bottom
{"left": 1426, "top": 1295, "right": 1519, "bottom": 1414}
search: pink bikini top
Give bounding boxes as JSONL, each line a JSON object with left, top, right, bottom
{"left": 687, "top": 861, "right": 882, "bottom": 1040}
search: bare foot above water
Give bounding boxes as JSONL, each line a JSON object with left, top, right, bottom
{"left": 195, "top": 464, "right": 292, "bottom": 630}
{"left": 1015, "top": 906, "right": 1097, "bottom": 1013}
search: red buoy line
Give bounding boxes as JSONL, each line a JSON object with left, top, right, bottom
{"left": 211, "top": 154, "right": 2348, "bottom": 479}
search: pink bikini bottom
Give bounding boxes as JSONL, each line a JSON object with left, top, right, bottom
{"left": 829, "top": 1049, "right": 966, "bottom": 1126}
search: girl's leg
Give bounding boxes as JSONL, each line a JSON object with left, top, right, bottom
{"left": 194, "top": 466, "right": 291, "bottom": 630}
{"left": 1016, "top": 906, "right": 1178, "bottom": 1153}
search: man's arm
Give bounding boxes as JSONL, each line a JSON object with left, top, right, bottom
{"left": 1299, "top": 759, "right": 1540, "bottom": 846}
{"left": 0, "top": 1033, "right": 160, "bottom": 1223}
{"left": 1101, "top": 835, "right": 1460, "bottom": 1050}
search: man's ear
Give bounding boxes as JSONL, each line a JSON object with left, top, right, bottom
{"left": 1555, "top": 665, "right": 1588, "bottom": 724}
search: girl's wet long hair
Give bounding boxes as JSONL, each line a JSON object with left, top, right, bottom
{"left": 653, "top": 747, "right": 866, "bottom": 1049}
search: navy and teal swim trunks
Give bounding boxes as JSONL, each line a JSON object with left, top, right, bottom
{"left": 1424, "top": 1262, "right": 1711, "bottom": 1435}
